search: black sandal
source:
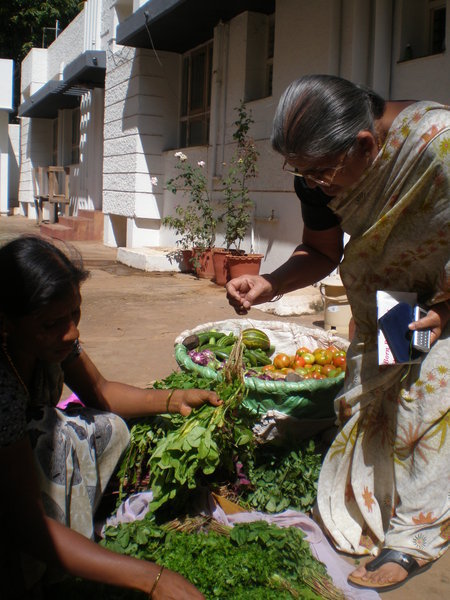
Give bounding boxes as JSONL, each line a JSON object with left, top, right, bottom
{"left": 348, "top": 548, "right": 432, "bottom": 592}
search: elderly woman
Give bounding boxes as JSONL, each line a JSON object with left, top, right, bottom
{"left": 226, "top": 74, "right": 449, "bottom": 592}
{"left": 0, "top": 235, "right": 221, "bottom": 599}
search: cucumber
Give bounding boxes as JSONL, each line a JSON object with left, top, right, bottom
{"left": 216, "top": 333, "right": 236, "bottom": 347}
{"left": 197, "top": 331, "right": 226, "bottom": 347}
{"left": 246, "top": 348, "right": 272, "bottom": 366}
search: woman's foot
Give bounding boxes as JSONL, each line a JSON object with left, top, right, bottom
{"left": 348, "top": 548, "right": 430, "bottom": 591}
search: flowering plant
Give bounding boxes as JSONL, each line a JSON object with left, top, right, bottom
{"left": 162, "top": 152, "right": 217, "bottom": 250}
{"left": 220, "top": 102, "right": 259, "bottom": 251}
{"left": 163, "top": 103, "right": 259, "bottom": 254}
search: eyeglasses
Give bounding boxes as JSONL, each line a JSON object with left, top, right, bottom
{"left": 283, "top": 147, "right": 350, "bottom": 187}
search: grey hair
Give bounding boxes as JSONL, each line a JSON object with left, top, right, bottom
{"left": 271, "top": 74, "right": 385, "bottom": 162}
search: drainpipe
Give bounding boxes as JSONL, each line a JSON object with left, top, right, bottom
{"left": 372, "top": 0, "right": 394, "bottom": 98}
{"left": 219, "top": 23, "right": 229, "bottom": 175}
{"left": 209, "top": 21, "right": 229, "bottom": 185}
{"left": 351, "top": 0, "right": 371, "bottom": 84}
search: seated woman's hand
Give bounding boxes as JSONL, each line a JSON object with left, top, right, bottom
{"left": 170, "top": 388, "right": 222, "bottom": 417}
{"left": 153, "top": 567, "right": 205, "bottom": 599}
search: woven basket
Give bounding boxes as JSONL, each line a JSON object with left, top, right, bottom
{"left": 174, "top": 319, "right": 349, "bottom": 420}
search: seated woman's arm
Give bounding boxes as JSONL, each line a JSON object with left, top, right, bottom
{"left": 0, "top": 435, "right": 204, "bottom": 598}
{"left": 63, "top": 350, "right": 221, "bottom": 417}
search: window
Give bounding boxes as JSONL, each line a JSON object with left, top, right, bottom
{"left": 429, "top": 3, "right": 446, "bottom": 53}
{"left": 400, "top": 0, "right": 446, "bottom": 60}
{"left": 180, "top": 41, "right": 213, "bottom": 147}
{"left": 265, "top": 14, "right": 275, "bottom": 98}
{"left": 71, "top": 107, "right": 81, "bottom": 164}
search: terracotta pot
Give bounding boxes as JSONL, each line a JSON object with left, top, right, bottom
{"left": 212, "top": 248, "right": 230, "bottom": 286}
{"left": 227, "top": 253, "right": 264, "bottom": 280}
{"left": 193, "top": 247, "right": 215, "bottom": 279}
{"left": 180, "top": 249, "right": 194, "bottom": 273}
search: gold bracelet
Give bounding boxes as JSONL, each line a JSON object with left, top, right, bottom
{"left": 165, "top": 389, "right": 175, "bottom": 413}
{"left": 149, "top": 565, "right": 164, "bottom": 598}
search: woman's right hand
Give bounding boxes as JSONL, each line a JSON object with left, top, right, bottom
{"left": 153, "top": 568, "right": 205, "bottom": 599}
{"left": 225, "top": 274, "right": 277, "bottom": 314}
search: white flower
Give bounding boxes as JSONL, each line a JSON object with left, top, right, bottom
{"left": 197, "top": 160, "right": 206, "bottom": 168}
{"left": 174, "top": 151, "right": 187, "bottom": 162}
{"left": 150, "top": 177, "right": 158, "bottom": 186}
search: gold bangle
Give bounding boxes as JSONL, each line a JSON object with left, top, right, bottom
{"left": 165, "top": 389, "right": 175, "bottom": 413}
{"left": 149, "top": 565, "right": 164, "bottom": 598}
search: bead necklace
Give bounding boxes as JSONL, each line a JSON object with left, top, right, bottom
{"left": 1, "top": 343, "right": 30, "bottom": 398}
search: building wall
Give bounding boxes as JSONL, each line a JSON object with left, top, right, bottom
{"left": 18, "top": 2, "right": 103, "bottom": 217}
{"left": 18, "top": 0, "right": 449, "bottom": 260}
{"left": 103, "top": 21, "right": 180, "bottom": 247}
{"left": 8, "top": 124, "right": 20, "bottom": 209}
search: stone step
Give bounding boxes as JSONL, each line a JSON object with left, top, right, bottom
{"left": 40, "top": 222, "right": 74, "bottom": 241}
{"left": 57, "top": 215, "right": 92, "bottom": 240}
{"left": 40, "top": 211, "right": 104, "bottom": 241}
{"left": 77, "top": 209, "right": 104, "bottom": 240}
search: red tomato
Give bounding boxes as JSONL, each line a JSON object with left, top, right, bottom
{"left": 332, "top": 352, "right": 347, "bottom": 370}
{"left": 326, "top": 345, "right": 340, "bottom": 358}
{"left": 313, "top": 349, "right": 333, "bottom": 365}
{"left": 273, "top": 353, "right": 292, "bottom": 369}
{"left": 296, "top": 346, "right": 312, "bottom": 356}
{"left": 262, "top": 364, "right": 275, "bottom": 372}
{"left": 293, "top": 355, "right": 306, "bottom": 368}
{"left": 302, "top": 352, "right": 316, "bottom": 365}
{"left": 321, "top": 364, "right": 336, "bottom": 377}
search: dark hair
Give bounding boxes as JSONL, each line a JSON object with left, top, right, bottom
{"left": 271, "top": 74, "right": 385, "bottom": 161}
{"left": 0, "top": 236, "right": 89, "bottom": 318}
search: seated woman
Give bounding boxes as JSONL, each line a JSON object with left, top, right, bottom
{"left": 0, "top": 235, "right": 220, "bottom": 599}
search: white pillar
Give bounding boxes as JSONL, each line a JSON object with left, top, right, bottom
{"left": 0, "top": 111, "right": 9, "bottom": 216}
{"left": 372, "top": 0, "right": 393, "bottom": 98}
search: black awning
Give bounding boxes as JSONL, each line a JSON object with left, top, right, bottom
{"left": 18, "top": 80, "right": 80, "bottom": 118}
{"left": 18, "top": 51, "right": 106, "bottom": 119}
{"left": 116, "top": 0, "right": 275, "bottom": 53}
{"left": 63, "top": 50, "right": 106, "bottom": 88}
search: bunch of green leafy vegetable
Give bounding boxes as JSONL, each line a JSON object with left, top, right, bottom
{"left": 99, "top": 519, "right": 344, "bottom": 599}
{"left": 116, "top": 339, "right": 257, "bottom": 515}
{"left": 237, "top": 440, "right": 322, "bottom": 514}
{"left": 148, "top": 340, "right": 257, "bottom": 516}
{"left": 116, "top": 371, "right": 215, "bottom": 501}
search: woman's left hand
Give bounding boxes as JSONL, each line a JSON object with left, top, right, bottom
{"left": 409, "top": 302, "right": 450, "bottom": 345}
{"left": 169, "top": 389, "right": 222, "bottom": 417}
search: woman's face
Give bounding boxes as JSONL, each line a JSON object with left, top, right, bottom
{"left": 8, "top": 287, "right": 82, "bottom": 364}
{"left": 285, "top": 132, "right": 378, "bottom": 197}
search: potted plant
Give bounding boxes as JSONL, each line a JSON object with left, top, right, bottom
{"left": 162, "top": 152, "right": 217, "bottom": 278}
{"left": 218, "top": 101, "right": 263, "bottom": 281}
